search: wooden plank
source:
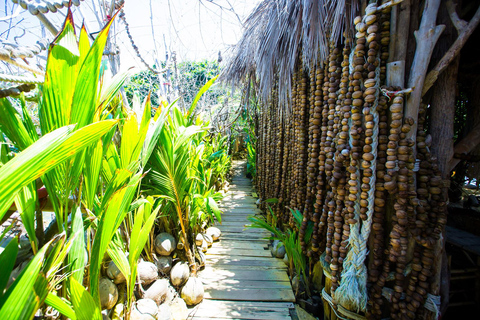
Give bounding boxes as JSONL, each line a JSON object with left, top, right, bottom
{"left": 220, "top": 202, "right": 258, "bottom": 207}
{"left": 446, "top": 226, "right": 480, "bottom": 256}
{"left": 207, "top": 255, "right": 284, "bottom": 267}
{"left": 220, "top": 216, "right": 257, "bottom": 222}
{"left": 204, "top": 288, "right": 295, "bottom": 302}
{"left": 202, "top": 279, "right": 291, "bottom": 290}
{"left": 208, "top": 260, "right": 286, "bottom": 270}
{"left": 196, "top": 300, "right": 294, "bottom": 309}
{"left": 216, "top": 235, "right": 271, "bottom": 242}
{"left": 203, "top": 264, "right": 285, "bottom": 272}
{"left": 198, "top": 268, "right": 290, "bottom": 281}
{"left": 211, "top": 240, "right": 269, "bottom": 250}
{"left": 193, "top": 300, "right": 292, "bottom": 320}
{"left": 222, "top": 209, "right": 261, "bottom": 215}
{"left": 220, "top": 221, "right": 254, "bottom": 227}
{"left": 218, "top": 229, "right": 269, "bottom": 236}
{"left": 219, "top": 232, "right": 271, "bottom": 240}
{"left": 207, "top": 248, "right": 271, "bottom": 257}
{"left": 217, "top": 225, "right": 266, "bottom": 231}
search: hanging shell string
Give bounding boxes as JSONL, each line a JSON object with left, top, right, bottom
{"left": 334, "top": 3, "right": 380, "bottom": 312}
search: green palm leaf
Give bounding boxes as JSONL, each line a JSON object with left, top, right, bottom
{"left": 0, "top": 120, "right": 118, "bottom": 221}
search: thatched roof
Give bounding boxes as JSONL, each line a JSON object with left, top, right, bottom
{"left": 221, "top": 0, "right": 360, "bottom": 108}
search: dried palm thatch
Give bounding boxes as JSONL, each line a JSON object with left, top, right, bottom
{"left": 221, "top": 0, "right": 360, "bottom": 108}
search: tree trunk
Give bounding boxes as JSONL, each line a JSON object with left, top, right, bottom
{"left": 430, "top": 56, "right": 460, "bottom": 178}
{"left": 428, "top": 55, "right": 459, "bottom": 319}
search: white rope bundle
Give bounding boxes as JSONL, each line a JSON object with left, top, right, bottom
{"left": 0, "top": 73, "right": 44, "bottom": 84}
{"left": 0, "top": 39, "right": 49, "bottom": 60}
{"left": 333, "top": 3, "right": 380, "bottom": 312}
{"left": 425, "top": 294, "right": 441, "bottom": 320}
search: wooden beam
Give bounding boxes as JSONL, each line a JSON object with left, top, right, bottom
{"left": 404, "top": 0, "right": 445, "bottom": 145}
{"left": 422, "top": 3, "right": 480, "bottom": 96}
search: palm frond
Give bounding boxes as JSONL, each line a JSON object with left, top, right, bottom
{"left": 221, "top": 0, "right": 359, "bottom": 109}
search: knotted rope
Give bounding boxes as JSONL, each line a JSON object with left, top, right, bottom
{"left": 425, "top": 294, "right": 441, "bottom": 320}
{"left": 0, "top": 73, "right": 44, "bottom": 84}
{"left": 333, "top": 3, "right": 380, "bottom": 312}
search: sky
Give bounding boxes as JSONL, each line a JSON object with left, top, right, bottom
{"left": 0, "top": 0, "right": 260, "bottom": 73}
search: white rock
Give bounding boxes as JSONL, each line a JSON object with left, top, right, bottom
{"left": 138, "top": 261, "right": 159, "bottom": 285}
{"left": 155, "top": 233, "right": 176, "bottom": 256}
{"left": 206, "top": 227, "right": 221, "bottom": 241}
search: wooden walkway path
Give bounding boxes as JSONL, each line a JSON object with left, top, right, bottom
{"left": 190, "top": 160, "right": 295, "bottom": 320}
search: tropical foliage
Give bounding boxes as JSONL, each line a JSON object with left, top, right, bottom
{"left": 0, "top": 10, "right": 230, "bottom": 319}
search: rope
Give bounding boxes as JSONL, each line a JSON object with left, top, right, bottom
{"left": 425, "top": 294, "right": 441, "bottom": 320}
{"left": 322, "top": 288, "right": 368, "bottom": 320}
{"left": 12, "top": 0, "right": 83, "bottom": 15}
{"left": 0, "top": 56, "right": 45, "bottom": 76}
{"left": 322, "top": 289, "right": 350, "bottom": 320}
{"left": 119, "top": 10, "right": 165, "bottom": 75}
{"left": 380, "top": 87, "right": 413, "bottom": 101}
{"left": 0, "top": 73, "right": 44, "bottom": 84}
{"left": 334, "top": 4, "right": 380, "bottom": 313}
{"left": 0, "top": 38, "right": 49, "bottom": 59}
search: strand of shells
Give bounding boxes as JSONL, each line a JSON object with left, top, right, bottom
{"left": 252, "top": 3, "right": 449, "bottom": 319}
{"left": 0, "top": 83, "right": 36, "bottom": 98}
{"left": 12, "top": 0, "right": 83, "bottom": 15}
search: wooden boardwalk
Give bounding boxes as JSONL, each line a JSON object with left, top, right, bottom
{"left": 190, "top": 160, "right": 295, "bottom": 320}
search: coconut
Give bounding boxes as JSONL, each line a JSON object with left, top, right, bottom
{"left": 101, "top": 310, "right": 111, "bottom": 320}
{"left": 170, "top": 261, "right": 189, "bottom": 287}
{"left": 99, "top": 277, "right": 118, "bottom": 310}
{"left": 271, "top": 240, "right": 286, "bottom": 259}
{"left": 156, "top": 303, "right": 172, "bottom": 320}
{"left": 195, "top": 234, "right": 203, "bottom": 246}
{"left": 203, "top": 234, "right": 213, "bottom": 247}
{"left": 163, "top": 284, "right": 176, "bottom": 305}
{"left": 169, "top": 298, "right": 188, "bottom": 320}
{"left": 180, "top": 277, "right": 204, "bottom": 306}
{"left": 292, "top": 275, "right": 305, "bottom": 296}
{"left": 283, "top": 253, "right": 289, "bottom": 266}
{"left": 155, "top": 233, "right": 176, "bottom": 256}
{"left": 201, "top": 240, "right": 208, "bottom": 253}
{"left": 197, "top": 251, "right": 206, "bottom": 268}
{"left": 106, "top": 260, "right": 126, "bottom": 284}
{"left": 138, "top": 261, "right": 158, "bottom": 285}
{"left": 206, "top": 227, "right": 221, "bottom": 241}
{"left": 131, "top": 299, "right": 157, "bottom": 320}
{"left": 156, "top": 256, "right": 173, "bottom": 275}
{"left": 144, "top": 279, "right": 169, "bottom": 305}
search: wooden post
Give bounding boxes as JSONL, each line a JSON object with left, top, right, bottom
{"left": 404, "top": 0, "right": 445, "bottom": 144}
